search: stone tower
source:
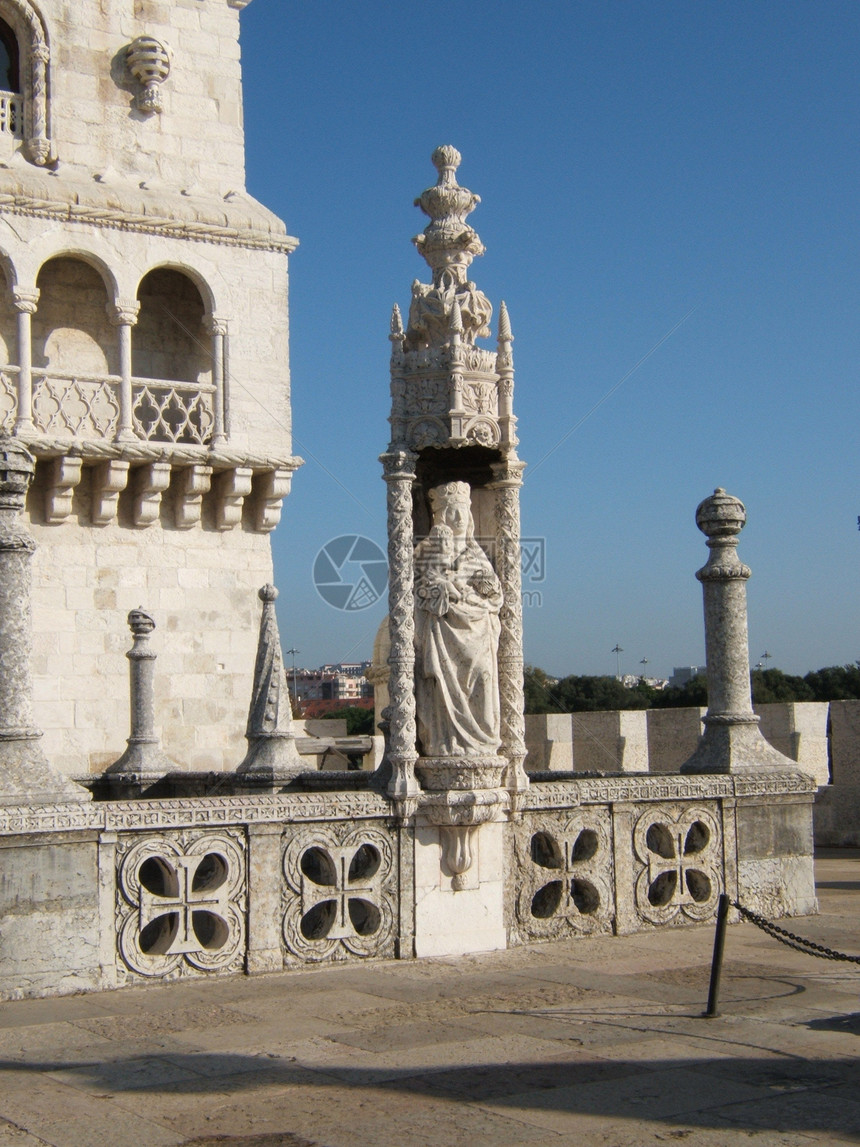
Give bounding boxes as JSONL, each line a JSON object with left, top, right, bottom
{"left": 0, "top": 0, "right": 299, "bottom": 774}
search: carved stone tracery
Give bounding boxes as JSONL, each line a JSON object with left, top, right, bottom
{"left": 115, "top": 830, "right": 246, "bottom": 978}
{"left": 281, "top": 823, "right": 397, "bottom": 963}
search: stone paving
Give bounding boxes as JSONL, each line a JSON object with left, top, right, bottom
{"left": 1, "top": 850, "right": 858, "bottom": 1147}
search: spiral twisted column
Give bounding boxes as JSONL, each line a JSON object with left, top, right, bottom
{"left": 380, "top": 448, "right": 420, "bottom": 799}
{"left": 489, "top": 458, "right": 528, "bottom": 795}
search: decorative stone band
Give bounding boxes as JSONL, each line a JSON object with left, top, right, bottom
{"left": 697, "top": 563, "right": 752, "bottom": 581}
{"left": 415, "top": 756, "right": 507, "bottom": 792}
{"left": 0, "top": 195, "right": 299, "bottom": 255}
{"left": 522, "top": 770, "right": 816, "bottom": 811}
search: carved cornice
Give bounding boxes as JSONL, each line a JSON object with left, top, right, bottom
{"left": 0, "top": 195, "right": 299, "bottom": 255}
{"left": 19, "top": 436, "right": 303, "bottom": 474}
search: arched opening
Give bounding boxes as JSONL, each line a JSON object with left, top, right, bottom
{"left": 0, "top": 261, "right": 16, "bottom": 431}
{"left": 30, "top": 257, "right": 120, "bottom": 438}
{"left": 0, "top": 18, "right": 19, "bottom": 92}
{"left": 134, "top": 268, "right": 210, "bottom": 384}
{"left": 132, "top": 268, "right": 214, "bottom": 444}
{"left": 0, "top": 16, "right": 21, "bottom": 138}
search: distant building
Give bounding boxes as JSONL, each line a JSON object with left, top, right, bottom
{"left": 293, "top": 663, "right": 374, "bottom": 705}
{"left": 669, "top": 666, "right": 707, "bottom": 690}
{"left": 621, "top": 675, "right": 669, "bottom": 690}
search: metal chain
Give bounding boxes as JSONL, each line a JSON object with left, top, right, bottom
{"left": 732, "top": 900, "right": 860, "bottom": 965}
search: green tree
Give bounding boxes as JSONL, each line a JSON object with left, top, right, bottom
{"left": 803, "top": 663, "right": 860, "bottom": 701}
{"left": 750, "top": 668, "right": 813, "bottom": 704}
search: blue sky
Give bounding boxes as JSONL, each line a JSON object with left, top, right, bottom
{"left": 239, "top": 1, "right": 859, "bottom": 679}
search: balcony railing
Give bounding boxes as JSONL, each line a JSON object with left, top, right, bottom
{"left": 0, "top": 367, "right": 18, "bottom": 432}
{"left": 0, "top": 92, "right": 23, "bottom": 138}
{"left": 23, "top": 369, "right": 216, "bottom": 446}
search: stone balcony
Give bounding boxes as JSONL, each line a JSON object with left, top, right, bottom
{"left": 0, "top": 365, "right": 301, "bottom": 532}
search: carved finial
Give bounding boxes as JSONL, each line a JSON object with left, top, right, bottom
{"left": 128, "top": 607, "right": 156, "bottom": 637}
{"left": 449, "top": 298, "right": 463, "bottom": 335}
{"left": 431, "top": 145, "right": 462, "bottom": 185}
{"left": 498, "top": 300, "right": 512, "bottom": 343}
{"left": 238, "top": 584, "right": 304, "bottom": 780}
{"left": 695, "top": 488, "right": 746, "bottom": 539}
{"left": 405, "top": 149, "right": 493, "bottom": 349}
{"left": 390, "top": 304, "right": 404, "bottom": 338}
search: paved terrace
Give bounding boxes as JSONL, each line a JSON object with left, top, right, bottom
{"left": 1, "top": 850, "right": 858, "bottom": 1147}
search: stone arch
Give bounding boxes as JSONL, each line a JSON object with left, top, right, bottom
{"left": 133, "top": 265, "right": 211, "bottom": 385}
{"left": 33, "top": 255, "right": 116, "bottom": 375}
{"left": 0, "top": 0, "right": 51, "bottom": 164}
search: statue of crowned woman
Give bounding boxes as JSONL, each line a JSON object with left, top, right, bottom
{"left": 414, "top": 481, "right": 503, "bottom": 759}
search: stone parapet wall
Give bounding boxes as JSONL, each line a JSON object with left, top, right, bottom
{"left": 0, "top": 770, "right": 817, "bottom": 1000}
{"left": 525, "top": 701, "right": 860, "bottom": 845}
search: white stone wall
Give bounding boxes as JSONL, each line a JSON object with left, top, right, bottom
{"left": 30, "top": 475, "right": 273, "bottom": 775}
{"left": 40, "top": 0, "right": 248, "bottom": 195}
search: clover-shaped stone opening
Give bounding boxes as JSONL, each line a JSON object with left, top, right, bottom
{"left": 191, "top": 852, "right": 228, "bottom": 894}
{"left": 571, "top": 828, "right": 599, "bottom": 864}
{"left": 571, "top": 878, "right": 600, "bottom": 915}
{"left": 531, "top": 880, "right": 563, "bottom": 918}
{"left": 683, "top": 821, "right": 709, "bottom": 855}
{"left": 645, "top": 823, "right": 675, "bottom": 860}
{"left": 348, "top": 898, "right": 382, "bottom": 936}
{"left": 685, "top": 869, "right": 712, "bottom": 903}
{"left": 300, "top": 900, "right": 337, "bottom": 940}
{"left": 647, "top": 871, "right": 677, "bottom": 907}
{"left": 191, "top": 910, "right": 230, "bottom": 951}
{"left": 139, "top": 911, "right": 179, "bottom": 955}
{"left": 531, "top": 832, "right": 563, "bottom": 869}
{"left": 348, "top": 844, "right": 381, "bottom": 883}
{"left": 139, "top": 856, "right": 179, "bottom": 898}
{"left": 300, "top": 846, "right": 337, "bottom": 886}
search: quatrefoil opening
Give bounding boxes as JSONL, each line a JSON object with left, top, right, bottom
{"left": 298, "top": 844, "right": 383, "bottom": 942}
{"left": 528, "top": 830, "right": 602, "bottom": 920}
{"left": 644, "top": 819, "right": 713, "bottom": 907}
{"left": 137, "top": 852, "right": 231, "bottom": 955}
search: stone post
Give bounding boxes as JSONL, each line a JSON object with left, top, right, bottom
{"left": 237, "top": 584, "right": 305, "bottom": 781}
{"left": 489, "top": 457, "right": 529, "bottom": 794}
{"left": 106, "top": 608, "right": 175, "bottom": 782}
{"left": 0, "top": 438, "right": 89, "bottom": 804}
{"left": 380, "top": 448, "right": 420, "bottom": 799}
{"left": 680, "top": 488, "right": 799, "bottom": 775}
{"left": 12, "top": 288, "right": 38, "bottom": 435}
{"left": 205, "top": 315, "right": 227, "bottom": 445}
{"left": 108, "top": 301, "right": 140, "bottom": 443}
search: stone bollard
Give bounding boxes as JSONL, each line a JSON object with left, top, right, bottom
{"left": 106, "top": 607, "right": 176, "bottom": 785}
{"left": 680, "top": 488, "right": 799, "bottom": 775}
{"left": 0, "top": 438, "right": 89, "bottom": 804}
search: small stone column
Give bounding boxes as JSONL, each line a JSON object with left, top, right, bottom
{"left": 204, "top": 315, "right": 227, "bottom": 445}
{"left": 106, "top": 609, "right": 175, "bottom": 783}
{"left": 108, "top": 301, "right": 140, "bottom": 442}
{"left": 12, "top": 288, "right": 38, "bottom": 435}
{"left": 237, "top": 584, "right": 305, "bottom": 781}
{"left": 681, "top": 488, "right": 797, "bottom": 775}
{"left": 0, "top": 438, "right": 89, "bottom": 804}
{"left": 380, "top": 448, "right": 420, "bottom": 799}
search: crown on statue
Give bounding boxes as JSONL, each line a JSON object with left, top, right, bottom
{"left": 428, "top": 481, "right": 471, "bottom": 511}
